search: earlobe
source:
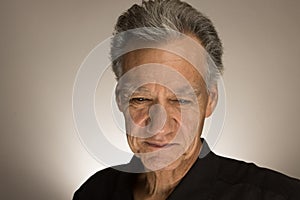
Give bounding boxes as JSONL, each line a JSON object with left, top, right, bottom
{"left": 205, "top": 85, "right": 218, "bottom": 118}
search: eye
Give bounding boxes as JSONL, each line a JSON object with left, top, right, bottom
{"left": 171, "top": 98, "right": 192, "bottom": 105}
{"left": 177, "top": 99, "right": 191, "bottom": 104}
{"left": 129, "top": 97, "right": 151, "bottom": 104}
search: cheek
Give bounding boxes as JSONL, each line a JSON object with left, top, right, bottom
{"left": 126, "top": 134, "right": 137, "bottom": 152}
{"left": 123, "top": 106, "right": 147, "bottom": 133}
{"left": 128, "top": 106, "right": 149, "bottom": 126}
{"left": 182, "top": 116, "right": 199, "bottom": 141}
{"left": 175, "top": 105, "right": 204, "bottom": 145}
{"left": 123, "top": 107, "right": 149, "bottom": 153}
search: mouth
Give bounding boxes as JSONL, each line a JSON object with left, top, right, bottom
{"left": 144, "top": 141, "right": 176, "bottom": 149}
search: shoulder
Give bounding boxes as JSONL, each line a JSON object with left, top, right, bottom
{"left": 72, "top": 157, "right": 143, "bottom": 200}
{"left": 73, "top": 167, "right": 123, "bottom": 200}
{"left": 214, "top": 155, "right": 300, "bottom": 199}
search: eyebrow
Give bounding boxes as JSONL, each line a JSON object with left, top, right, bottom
{"left": 117, "top": 84, "right": 151, "bottom": 97}
{"left": 132, "top": 86, "right": 151, "bottom": 94}
{"left": 173, "top": 86, "right": 202, "bottom": 97}
{"left": 118, "top": 83, "right": 202, "bottom": 97}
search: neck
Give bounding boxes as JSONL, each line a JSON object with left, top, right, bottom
{"left": 134, "top": 140, "right": 202, "bottom": 199}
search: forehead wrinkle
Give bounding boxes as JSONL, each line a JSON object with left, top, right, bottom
{"left": 123, "top": 48, "right": 195, "bottom": 69}
{"left": 133, "top": 84, "right": 177, "bottom": 98}
{"left": 132, "top": 86, "right": 152, "bottom": 95}
{"left": 121, "top": 48, "right": 207, "bottom": 96}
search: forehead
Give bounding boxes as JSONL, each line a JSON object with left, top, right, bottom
{"left": 124, "top": 48, "right": 206, "bottom": 84}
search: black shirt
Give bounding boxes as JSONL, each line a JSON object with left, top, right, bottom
{"left": 73, "top": 143, "right": 300, "bottom": 200}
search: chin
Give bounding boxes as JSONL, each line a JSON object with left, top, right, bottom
{"left": 140, "top": 151, "right": 184, "bottom": 172}
{"left": 142, "top": 158, "right": 178, "bottom": 171}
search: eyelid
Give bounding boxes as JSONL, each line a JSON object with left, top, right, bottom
{"left": 178, "top": 99, "right": 192, "bottom": 104}
{"left": 129, "top": 97, "right": 152, "bottom": 104}
{"left": 130, "top": 97, "right": 150, "bottom": 101}
{"left": 169, "top": 98, "right": 192, "bottom": 104}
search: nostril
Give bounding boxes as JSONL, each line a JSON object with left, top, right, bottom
{"left": 147, "top": 104, "right": 167, "bottom": 135}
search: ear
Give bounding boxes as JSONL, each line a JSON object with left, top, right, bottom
{"left": 205, "top": 84, "right": 218, "bottom": 118}
{"left": 115, "top": 84, "right": 123, "bottom": 112}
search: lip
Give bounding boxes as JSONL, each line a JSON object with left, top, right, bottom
{"left": 144, "top": 141, "right": 176, "bottom": 149}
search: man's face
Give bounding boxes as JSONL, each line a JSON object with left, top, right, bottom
{"left": 116, "top": 41, "right": 217, "bottom": 171}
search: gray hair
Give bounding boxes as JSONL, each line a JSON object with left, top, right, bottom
{"left": 111, "top": 0, "right": 223, "bottom": 87}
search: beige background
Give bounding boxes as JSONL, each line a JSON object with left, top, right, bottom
{"left": 1, "top": 0, "right": 299, "bottom": 199}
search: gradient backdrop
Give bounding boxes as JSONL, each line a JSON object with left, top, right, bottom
{"left": 1, "top": 0, "right": 299, "bottom": 199}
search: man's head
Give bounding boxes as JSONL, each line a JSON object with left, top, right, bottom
{"left": 111, "top": 0, "right": 223, "bottom": 171}
{"left": 111, "top": 0, "right": 223, "bottom": 83}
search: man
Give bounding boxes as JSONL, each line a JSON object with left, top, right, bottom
{"left": 73, "top": 0, "right": 300, "bottom": 199}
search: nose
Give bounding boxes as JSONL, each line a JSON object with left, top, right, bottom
{"left": 146, "top": 103, "right": 169, "bottom": 136}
